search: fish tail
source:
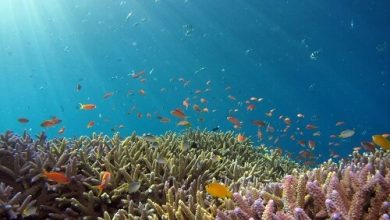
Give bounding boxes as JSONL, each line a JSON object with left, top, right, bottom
{"left": 95, "top": 184, "right": 104, "bottom": 194}
{"left": 79, "top": 103, "right": 83, "bottom": 109}
{"left": 41, "top": 169, "right": 48, "bottom": 177}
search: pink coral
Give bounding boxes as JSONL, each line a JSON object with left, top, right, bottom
{"left": 293, "top": 208, "right": 311, "bottom": 220}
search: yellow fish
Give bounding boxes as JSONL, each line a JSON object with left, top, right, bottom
{"left": 372, "top": 135, "right": 390, "bottom": 150}
{"left": 205, "top": 182, "right": 232, "bottom": 198}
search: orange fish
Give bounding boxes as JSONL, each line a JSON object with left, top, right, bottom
{"left": 305, "top": 124, "right": 318, "bottom": 130}
{"left": 96, "top": 171, "right": 111, "bottom": 194}
{"left": 227, "top": 116, "right": 241, "bottom": 128}
{"left": 41, "top": 120, "right": 55, "bottom": 127}
{"left": 205, "top": 182, "right": 232, "bottom": 198}
{"left": 266, "top": 124, "right": 275, "bottom": 133}
{"left": 360, "top": 141, "right": 375, "bottom": 152}
{"left": 80, "top": 103, "right": 96, "bottom": 110}
{"left": 298, "top": 140, "right": 306, "bottom": 147}
{"left": 42, "top": 170, "right": 70, "bottom": 184}
{"left": 308, "top": 140, "right": 316, "bottom": 149}
{"left": 170, "top": 109, "right": 186, "bottom": 119}
{"left": 87, "top": 121, "right": 95, "bottom": 128}
{"left": 58, "top": 127, "right": 65, "bottom": 134}
{"left": 17, "top": 118, "right": 29, "bottom": 123}
{"left": 299, "top": 150, "right": 311, "bottom": 158}
{"left": 283, "top": 117, "right": 292, "bottom": 125}
{"left": 257, "top": 129, "right": 263, "bottom": 140}
{"left": 237, "top": 134, "right": 246, "bottom": 142}
{"left": 40, "top": 117, "right": 62, "bottom": 128}
{"left": 247, "top": 104, "right": 255, "bottom": 111}
{"left": 252, "top": 120, "right": 266, "bottom": 127}
{"left": 192, "top": 104, "right": 201, "bottom": 112}
{"left": 372, "top": 135, "right": 390, "bottom": 150}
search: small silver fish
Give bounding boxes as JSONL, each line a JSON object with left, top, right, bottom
{"left": 125, "top": 11, "right": 133, "bottom": 22}
{"left": 142, "top": 134, "right": 158, "bottom": 142}
{"left": 128, "top": 181, "right": 141, "bottom": 193}
{"left": 156, "top": 156, "right": 166, "bottom": 164}
{"left": 151, "top": 142, "right": 160, "bottom": 149}
{"left": 180, "top": 139, "right": 190, "bottom": 151}
{"left": 338, "top": 129, "right": 355, "bottom": 138}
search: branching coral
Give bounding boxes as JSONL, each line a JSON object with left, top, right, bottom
{"left": 0, "top": 130, "right": 299, "bottom": 219}
{"left": 217, "top": 150, "right": 390, "bottom": 220}
{"left": 3, "top": 129, "right": 387, "bottom": 219}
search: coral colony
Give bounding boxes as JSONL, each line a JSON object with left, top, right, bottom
{"left": 0, "top": 130, "right": 389, "bottom": 219}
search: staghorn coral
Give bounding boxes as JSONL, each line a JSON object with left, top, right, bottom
{"left": 0, "top": 130, "right": 299, "bottom": 219}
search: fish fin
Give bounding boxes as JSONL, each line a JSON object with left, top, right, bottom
{"left": 79, "top": 103, "right": 83, "bottom": 109}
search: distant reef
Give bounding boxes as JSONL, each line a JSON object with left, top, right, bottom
{"left": 0, "top": 130, "right": 389, "bottom": 219}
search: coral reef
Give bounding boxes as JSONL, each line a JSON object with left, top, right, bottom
{"left": 0, "top": 130, "right": 299, "bottom": 219}
{"left": 2, "top": 130, "right": 388, "bottom": 219}
{"left": 217, "top": 150, "right": 390, "bottom": 220}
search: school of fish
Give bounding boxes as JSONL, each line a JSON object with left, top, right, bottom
{"left": 16, "top": 69, "right": 389, "bottom": 166}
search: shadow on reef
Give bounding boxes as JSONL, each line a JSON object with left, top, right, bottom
{"left": 0, "top": 130, "right": 389, "bottom": 219}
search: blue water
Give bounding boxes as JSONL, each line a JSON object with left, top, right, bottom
{"left": 1, "top": 0, "right": 389, "bottom": 163}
